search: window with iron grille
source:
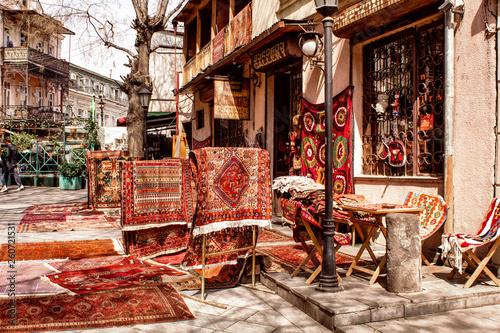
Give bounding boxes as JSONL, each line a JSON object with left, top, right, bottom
{"left": 214, "top": 119, "right": 243, "bottom": 147}
{"left": 362, "top": 22, "right": 444, "bottom": 177}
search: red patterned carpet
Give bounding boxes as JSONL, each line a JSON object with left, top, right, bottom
{"left": 18, "top": 215, "right": 120, "bottom": 233}
{"left": 22, "top": 202, "right": 88, "bottom": 214}
{"left": 0, "top": 284, "right": 194, "bottom": 332}
{"left": 46, "top": 256, "right": 184, "bottom": 294}
{"left": 257, "top": 228, "right": 294, "bottom": 243}
{"left": 257, "top": 243, "right": 361, "bottom": 274}
{"left": 0, "top": 239, "right": 123, "bottom": 261}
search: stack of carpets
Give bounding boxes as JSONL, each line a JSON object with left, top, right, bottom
{"left": 181, "top": 147, "right": 272, "bottom": 270}
{"left": 121, "top": 159, "right": 195, "bottom": 259}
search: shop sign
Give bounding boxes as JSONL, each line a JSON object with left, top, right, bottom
{"left": 333, "top": 0, "right": 407, "bottom": 30}
{"left": 252, "top": 38, "right": 301, "bottom": 72}
{"left": 214, "top": 79, "right": 250, "bottom": 120}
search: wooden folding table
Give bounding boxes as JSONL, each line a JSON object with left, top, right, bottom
{"left": 340, "top": 203, "right": 422, "bottom": 285}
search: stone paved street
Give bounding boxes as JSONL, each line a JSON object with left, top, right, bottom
{"left": 1, "top": 186, "right": 500, "bottom": 332}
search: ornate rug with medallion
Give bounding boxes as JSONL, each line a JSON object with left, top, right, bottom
{"left": 0, "top": 239, "right": 123, "bottom": 261}
{"left": 301, "top": 86, "right": 354, "bottom": 194}
{"left": 87, "top": 150, "right": 138, "bottom": 209}
{"left": 181, "top": 148, "right": 272, "bottom": 270}
{"left": 0, "top": 284, "right": 195, "bottom": 332}
{"left": 45, "top": 256, "right": 185, "bottom": 294}
{"left": 121, "top": 159, "right": 195, "bottom": 231}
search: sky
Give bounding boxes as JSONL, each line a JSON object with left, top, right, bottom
{"left": 39, "top": 0, "right": 182, "bottom": 81}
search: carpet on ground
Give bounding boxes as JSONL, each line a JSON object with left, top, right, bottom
{"left": 0, "top": 239, "right": 123, "bottom": 261}
{"left": 181, "top": 148, "right": 272, "bottom": 270}
{"left": 22, "top": 202, "right": 88, "bottom": 214}
{"left": 47, "top": 255, "right": 127, "bottom": 271}
{"left": 0, "top": 284, "right": 194, "bottom": 332}
{"left": 257, "top": 243, "right": 363, "bottom": 274}
{"left": 18, "top": 214, "right": 120, "bottom": 233}
{"left": 120, "top": 159, "right": 195, "bottom": 231}
{"left": 45, "top": 256, "right": 185, "bottom": 294}
{"left": 257, "top": 228, "right": 294, "bottom": 244}
{"left": 0, "top": 261, "right": 66, "bottom": 296}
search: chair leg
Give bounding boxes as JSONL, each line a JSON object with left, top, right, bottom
{"left": 463, "top": 239, "right": 500, "bottom": 288}
{"left": 421, "top": 240, "right": 431, "bottom": 266}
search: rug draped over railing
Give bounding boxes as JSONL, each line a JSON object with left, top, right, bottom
{"left": 86, "top": 150, "right": 137, "bottom": 209}
{"left": 181, "top": 147, "right": 272, "bottom": 270}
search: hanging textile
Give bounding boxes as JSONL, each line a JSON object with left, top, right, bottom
{"left": 300, "top": 86, "right": 354, "bottom": 194}
{"left": 121, "top": 159, "right": 195, "bottom": 231}
{"left": 86, "top": 150, "right": 137, "bottom": 209}
{"left": 181, "top": 147, "right": 272, "bottom": 269}
{"left": 192, "top": 136, "right": 212, "bottom": 149}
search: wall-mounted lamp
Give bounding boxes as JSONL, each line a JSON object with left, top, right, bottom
{"left": 251, "top": 73, "right": 261, "bottom": 88}
{"left": 298, "top": 29, "right": 323, "bottom": 59}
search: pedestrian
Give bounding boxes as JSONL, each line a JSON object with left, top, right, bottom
{"left": 0, "top": 153, "right": 7, "bottom": 192}
{"left": 4, "top": 137, "right": 24, "bottom": 191}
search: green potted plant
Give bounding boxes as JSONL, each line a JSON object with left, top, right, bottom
{"left": 58, "top": 161, "right": 86, "bottom": 190}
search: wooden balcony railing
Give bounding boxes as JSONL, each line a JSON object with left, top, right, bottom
{"left": 182, "top": 2, "right": 252, "bottom": 87}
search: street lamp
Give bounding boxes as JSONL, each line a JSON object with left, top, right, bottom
{"left": 302, "top": 0, "right": 341, "bottom": 293}
{"left": 97, "top": 95, "right": 105, "bottom": 127}
{"left": 138, "top": 87, "right": 152, "bottom": 159}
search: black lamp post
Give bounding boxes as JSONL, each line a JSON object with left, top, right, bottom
{"left": 315, "top": 0, "right": 342, "bottom": 293}
{"left": 138, "top": 87, "right": 152, "bottom": 159}
{"left": 97, "top": 96, "right": 105, "bottom": 127}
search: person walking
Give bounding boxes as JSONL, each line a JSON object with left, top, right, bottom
{"left": 0, "top": 153, "right": 7, "bottom": 192}
{"left": 5, "top": 137, "right": 24, "bottom": 191}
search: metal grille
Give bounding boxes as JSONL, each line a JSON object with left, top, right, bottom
{"left": 362, "top": 23, "right": 444, "bottom": 177}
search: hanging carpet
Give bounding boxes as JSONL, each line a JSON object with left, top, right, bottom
{"left": 121, "top": 159, "right": 195, "bottom": 231}
{"left": 45, "top": 256, "right": 184, "bottom": 295}
{"left": 192, "top": 135, "right": 212, "bottom": 149}
{"left": 0, "top": 284, "right": 194, "bottom": 332}
{"left": 181, "top": 147, "right": 272, "bottom": 270}
{"left": 87, "top": 150, "right": 138, "bottom": 209}
{"left": 0, "top": 239, "right": 123, "bottom": 261}
{"left": 124, "top": 224, "right": 188, "bottom": 260}
{"left": 301, "top": 86, "right": 354, "bottom": 194}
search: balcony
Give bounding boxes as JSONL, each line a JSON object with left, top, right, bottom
{"left": 182, "top": 3, "right": 252, "bottom": 86}
{"left": 1, "top": 105, "right": 64, "bottom": 124}
{"left": 2, "top": 47, "right": 70, "bottom": 78}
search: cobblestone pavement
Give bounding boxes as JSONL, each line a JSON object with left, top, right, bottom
{"left": 1, "top": 186, "right": 500, "bottom": 332}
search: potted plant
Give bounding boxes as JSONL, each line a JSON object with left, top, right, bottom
{"left": 58, "top": 161, "right": 86, "bottom": 190}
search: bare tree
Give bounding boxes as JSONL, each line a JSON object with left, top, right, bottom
{"left": 44, "top": 0, "right": 186, "bottom": 157}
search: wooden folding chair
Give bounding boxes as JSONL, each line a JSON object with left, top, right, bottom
{"left": 404, "top": 192, "right": 449, "bottom": 265}
{"left": 446, "top": 198, "right": 500, "bottom": 288}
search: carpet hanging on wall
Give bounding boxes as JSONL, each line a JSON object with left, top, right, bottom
{"left": 301, "top": 86, "right": 354, "bottom": 194}
{"left": 0, "top": 284, "right": 194, "bottom": 332}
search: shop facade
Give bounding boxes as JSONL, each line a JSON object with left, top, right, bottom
{"left": 174, "top": 0, "right": 499, "bottom": 263}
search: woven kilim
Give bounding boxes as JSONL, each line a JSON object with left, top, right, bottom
{"left": 125, "top": 224, "right": 188, "bottom": 259}
{"left": 404, "top": 192, "right": 448, "bottom": 240}
{"left": 189, "top": 147, "right": 272, "bottom": 236}
{"left": 301, "top": 86, "right": 354, "bottom": 194}
{"left": 87, "top": 150, "right": 137, "bottom": 209}
{"left": 22, "top": 202, "right": 87, "bottom": 214}
{"left": 0, "top": 284, "right": 194, "bottom": 332}
{"left": 46, "top": 256, "right": 184, "bottom": 294}
{"left": 121, "top": 159, "right": 195, "bottom": 231}
{"left": 0, "top": 261, "right": 66, "bottom": 296}
{"left": 0, "top": 239, "right": 123, "bottom": 261}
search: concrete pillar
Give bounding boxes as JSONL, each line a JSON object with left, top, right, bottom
{"left": 386, "top": 213, "right": 421, "bottom": 293}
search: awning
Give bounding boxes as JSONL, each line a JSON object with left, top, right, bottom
{"left": 116, "top": 112, "right": 177, "bottom": 131}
